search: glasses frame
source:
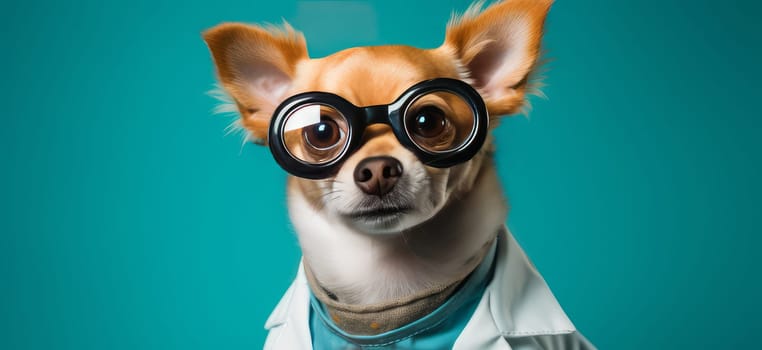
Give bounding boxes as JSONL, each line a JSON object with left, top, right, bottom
{"left": 268, "top": 78, "right": 489, "bottom": 179}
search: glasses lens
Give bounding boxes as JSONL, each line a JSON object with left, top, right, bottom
{"left": 404, "top": 91, "right": 475, "bottom": 153}
{"left": 282, "top": 104, "right": 349, "bottom": 164}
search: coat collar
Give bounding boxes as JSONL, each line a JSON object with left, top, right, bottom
{"left": 263, "top": 262, "right": 312, "bottom": 349}
{"left": 482, "top": 226, "right": 576, "bottom": 337}
{"left": 264, "top": 225, "right": 576, "bottom": 349}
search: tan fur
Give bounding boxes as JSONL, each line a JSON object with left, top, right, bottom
{"left": 204, "top": 0, "right": 552, "bottom": 306}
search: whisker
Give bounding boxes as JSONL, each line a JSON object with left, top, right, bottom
{"left": 320, "top": 190, "right": 342, "bottom": 199}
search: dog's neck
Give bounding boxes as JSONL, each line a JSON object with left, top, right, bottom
{"left": 288, "top": 157, "right": 507, "bottom": 305}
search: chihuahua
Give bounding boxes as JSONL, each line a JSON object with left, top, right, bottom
{"left": 204, "top": 0, "right": 594, "bottom": 349}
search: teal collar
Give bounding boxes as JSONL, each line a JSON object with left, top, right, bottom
{"left": 308, "top": 238, "right": 498, "bottom": 348}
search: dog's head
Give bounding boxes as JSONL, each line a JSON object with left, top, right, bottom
{"left": 204, "top": 0, "right": 551, "bottom": 234}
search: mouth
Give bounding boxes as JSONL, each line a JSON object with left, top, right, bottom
{"left": 348, "top": 206, "right": 413, "bottom": 220}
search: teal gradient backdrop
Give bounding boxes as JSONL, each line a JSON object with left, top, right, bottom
{"left": 2, "top": 0, "right": 760, "bottom": 349}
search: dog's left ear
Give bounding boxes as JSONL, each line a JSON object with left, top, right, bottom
{"left": 441, "top": 0, "right": 553, "bottom": 117}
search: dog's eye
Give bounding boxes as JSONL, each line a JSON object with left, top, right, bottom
{"left": 405, "top": 91, "right": 471, "bottom": 153}
{"left": 282, "top": 104, "right": 349, "bottom": 164}
{"left": 410, "top": 106, "right": 447, "bottom": 138}
{"left": 303, "top": 117, "right": 342, "bottom": 150}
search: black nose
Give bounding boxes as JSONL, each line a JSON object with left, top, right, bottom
{"left": 353, "top": 156, "right": 403, "bottom": 197}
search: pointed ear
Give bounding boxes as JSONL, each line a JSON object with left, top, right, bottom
{"left": 442, "top": 0, "right": 552, "bottom": 117}
{"left": 203, "top": 22, "right": 308, "bottom": 144}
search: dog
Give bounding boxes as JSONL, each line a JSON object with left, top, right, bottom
{"left": 204, "top": 0, "right": 594, "bottom": 348}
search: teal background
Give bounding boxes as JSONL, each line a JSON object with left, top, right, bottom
{"left": 2, "top": 0, "right": 760, "bottom": 349}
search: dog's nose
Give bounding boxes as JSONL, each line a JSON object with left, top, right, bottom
{"left": 353, "top": 156, "right": 403, "bottom": 197}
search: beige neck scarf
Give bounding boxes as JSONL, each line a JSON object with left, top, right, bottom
{"left": 303, "top": 264, "right": 468, "bottom": 336}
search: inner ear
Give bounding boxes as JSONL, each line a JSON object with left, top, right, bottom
{"left": 468, "top": 40, "right": 503, "bottom": 89}
{"left": 468, "top": 22, "right": 535, "bottom": 97}
{"left": 238, "top": 62, "right": 293, "bottom": 110}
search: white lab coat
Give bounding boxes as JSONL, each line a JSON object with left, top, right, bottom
{"left": 264, "top": 227, "right": 596, "bottom": 349}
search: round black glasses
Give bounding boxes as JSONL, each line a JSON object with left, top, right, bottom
{"left": 268, "top": 78, "right": 489, "bottom": 179}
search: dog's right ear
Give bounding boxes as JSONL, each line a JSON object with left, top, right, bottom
{"left": 203, "top": 23, "right": 308, "bottom": 144}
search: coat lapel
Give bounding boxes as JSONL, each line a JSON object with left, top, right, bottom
{"left": 452, "top": 291, "right": 513, "bottom": 349}
{"left": 264, "top": 262, "right": 313, "bottom": 349}
{"left": 492, "top": 228, "right": 577, "bottom": 337}
{"left": 454, "top": 227, "right": 577, "bottom": 349}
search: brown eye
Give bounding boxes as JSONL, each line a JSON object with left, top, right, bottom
{"left": 303, "top": 117, "right": 341, "bottom": 150}
{"left": 283, "top": 104, "right": 349, "bottom": 164}
{"left": 410, "top": 106, "right": 447, "bottom": 138}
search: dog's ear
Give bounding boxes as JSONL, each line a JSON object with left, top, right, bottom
{"left": 203, "top": 23, "right": 308, "bottom": 144}
{"left": 442, "top": 0, "right": 552, "bottom": 118}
